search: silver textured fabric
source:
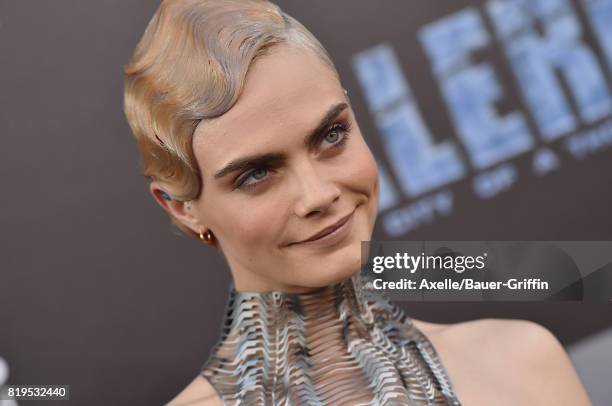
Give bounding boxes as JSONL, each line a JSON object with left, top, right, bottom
{"left": 200, "top": 272, "right": 462, "bottom": 405}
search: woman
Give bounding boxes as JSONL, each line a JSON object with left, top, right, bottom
{"left": 123, "top": 1, "right": 591, "bottom": 405}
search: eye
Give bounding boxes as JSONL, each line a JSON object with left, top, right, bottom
{"left": 320, "top": 121, "right": 352, "bottom": 150}
{"left": 233, "top": 120, "right": 352, "bottom": 192}
{"left": 235, "top": 167, "right": 270, "bottom": 190}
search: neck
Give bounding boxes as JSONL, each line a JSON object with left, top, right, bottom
{"left": 201, "top": 272, "right": 461, "bottom": 405}
{"left": 230, "top": 271, "right": 372, "bottom": 320}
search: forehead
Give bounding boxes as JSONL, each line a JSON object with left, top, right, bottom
{"left": 193, "top": 44, "right": 343, "bottom": 176}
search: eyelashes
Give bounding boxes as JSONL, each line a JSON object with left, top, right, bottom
{"left": 321, "top": 121, "right": 352, "bottom": 149}
{"left": 234, "top": 120, "right": 352, "bottom": 191}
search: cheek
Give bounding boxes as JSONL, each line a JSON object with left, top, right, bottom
{"left": 345, "top": 136, "right": 379, "bottom": 196}
{"left": 212, "top": 199, "right": 281, "bottom": 248}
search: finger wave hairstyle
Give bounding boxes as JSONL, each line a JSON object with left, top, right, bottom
{"left": 123, "top": 0, "right": 339, "bottom": 239}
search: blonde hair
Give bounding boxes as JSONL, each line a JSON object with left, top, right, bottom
{"left": 123, "top": 0, "right": 338, "bottom": 238}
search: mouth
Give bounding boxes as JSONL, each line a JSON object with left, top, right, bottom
{"left": 288, "top": 209, "right": 355, "bottom": 247}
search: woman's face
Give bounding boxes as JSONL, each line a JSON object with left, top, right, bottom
{"left": 182, "top": 44, "right": 379, "bottom": 292}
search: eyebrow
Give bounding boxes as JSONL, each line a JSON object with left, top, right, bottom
{"left": 213, "top": 102, "right": 349, "bottom": 179}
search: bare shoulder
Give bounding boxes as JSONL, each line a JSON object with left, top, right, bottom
{"left": 413, "top": 317, "right": 565, "bottom": 356}
{"left": 165, "top": 375, "right": 223, "bottom": 406}
{"left": 414, "top": 317, "right": 557, "bottom": 346}
{"left": 412, "top": 318, "right": 592, "bottom": 405}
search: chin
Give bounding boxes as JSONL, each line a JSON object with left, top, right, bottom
{"left": 307, "top": 241, "right": 364, "bottom": 288}
{"left": 287, "top": 210, "right": 373, "bottom": 289}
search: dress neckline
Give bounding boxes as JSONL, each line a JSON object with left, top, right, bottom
{"left": 201, "top": 272, "right": 462, "bottom": 405}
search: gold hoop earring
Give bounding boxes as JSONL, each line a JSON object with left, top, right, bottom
{"left": 199, "top": 229, "right": 213, "bottom": 244}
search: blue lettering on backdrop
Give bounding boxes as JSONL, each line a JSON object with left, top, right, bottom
{"left": 419, "top": 8, "right": 534, "bottom": 170}
{"left": 532, "top": 148, "right": 561, "bottom": 176}
{"left": 472, "top": 163, "right": 518, "bottom": 199}
{"left": 376, "top": 161, "right": 399, "bottom": 212}
{"left": 350, "top": 2, "right": 612, "bottom": 237}
{"left": 351, "top": 44, "right": 465, "bottom": 198}
{"left": 564, "top": 117, "right": 612, "bottom": 158}
{"left": 581, "top": 0, "right": 612, "bottom": 74}
{"left": 487, "top": 0, "right": 612, "bottom": 140}
{"left": 383, "top": 191, "right": 454, "bottom": 237}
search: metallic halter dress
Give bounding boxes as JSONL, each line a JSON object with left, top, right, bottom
{"left": 200, "top": 272, "right": 462, "bottom": 406}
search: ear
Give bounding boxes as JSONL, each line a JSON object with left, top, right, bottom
{"left": 149, "top": 181, "right": 202, "bottom": 235}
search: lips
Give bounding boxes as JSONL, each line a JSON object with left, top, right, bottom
{"left": 290, "top": 210, "right": 354, "bottom": 245}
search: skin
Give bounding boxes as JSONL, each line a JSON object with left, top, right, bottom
{"left": 152, "top": 43, "right": 379, "bottom": 293}
{"left": 151, "top": 44, "right": 592, "bottom": 406}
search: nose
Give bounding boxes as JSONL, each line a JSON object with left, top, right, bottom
{"left": 292, "top": 158, "right": 341, "bottom": 218}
